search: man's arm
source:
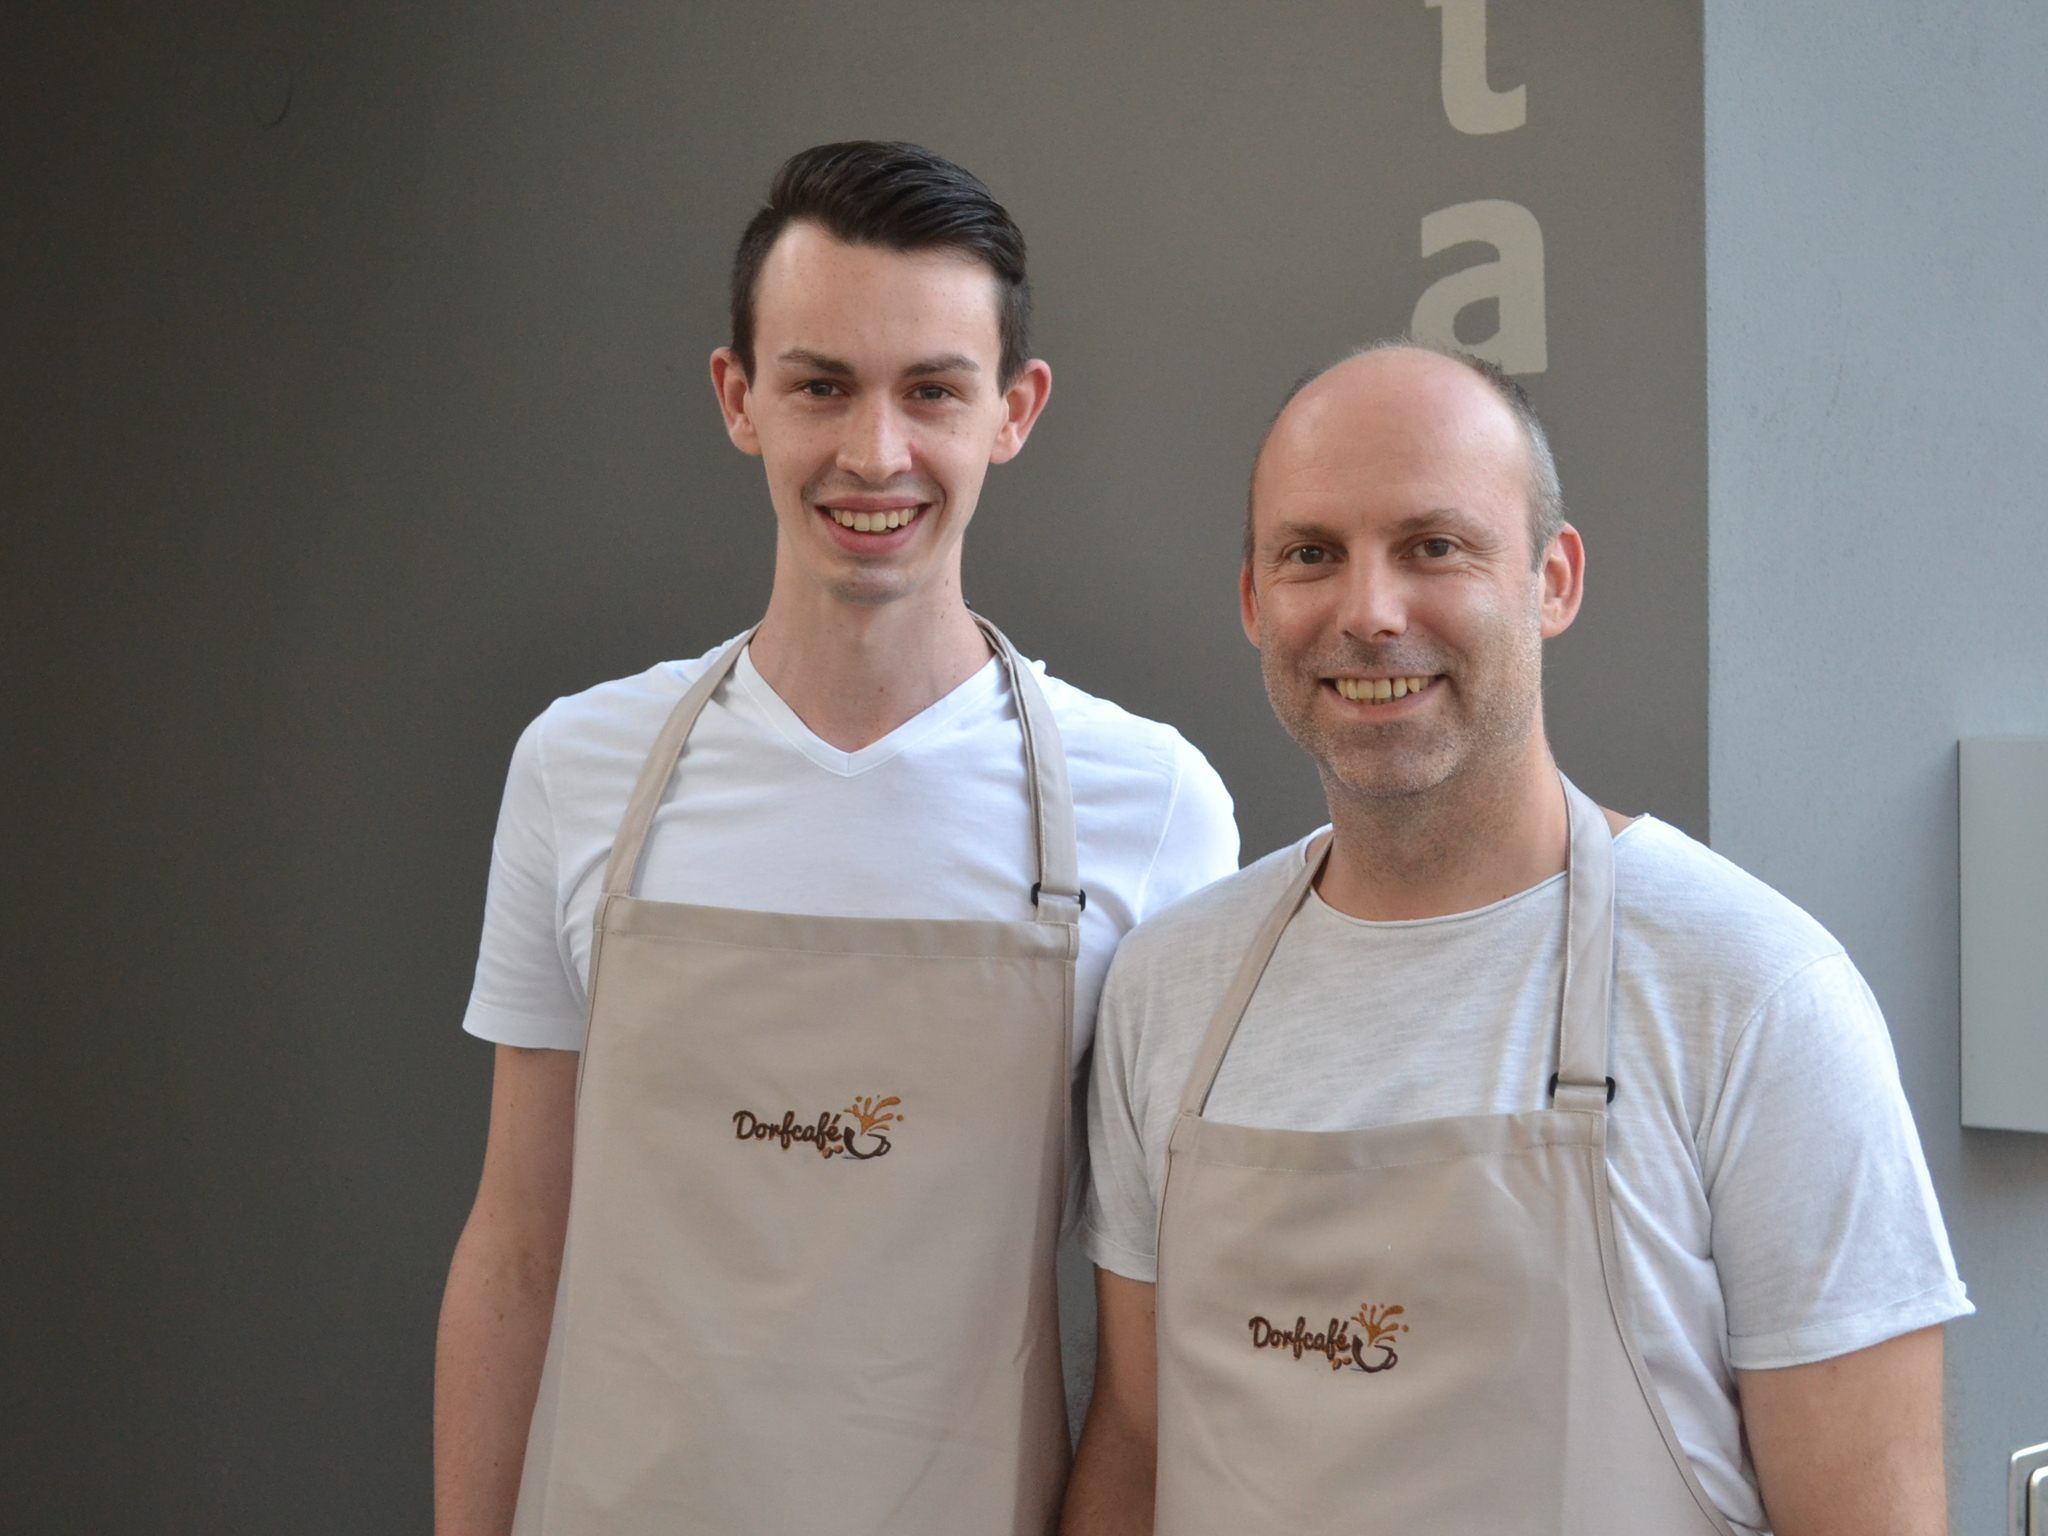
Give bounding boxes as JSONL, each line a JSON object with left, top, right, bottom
{"left": 434, "top": 1045, "right": 578, "bottom": 1536}
{"left": 1736, "top": 1325, "right": 1948, "bottom": 1536}
{"left": 1061, "top": 1269, "right": 1159, "bottom": 1535}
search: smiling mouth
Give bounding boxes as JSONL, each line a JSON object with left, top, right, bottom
{"left": 1330, "top": 675, "right": 1438, "bottom": 705}
{"left": 821, "top": 505, "right": 925, "bottom": 534}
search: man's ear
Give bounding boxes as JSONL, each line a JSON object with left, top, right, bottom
{"left": 1239, "top": 560, "right": 1261, "bottom": 646}
{"left": 988, "top": 359, "right": 1053, "bottom": 464}
{"left": 1538, "top": 523, "right": 1586, "bottom": 638}
{"left": 709, "top": 347, "right": 761, "bottom": 457}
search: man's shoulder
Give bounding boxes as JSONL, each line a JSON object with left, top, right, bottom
{"left": 1024, "top": 663, "right": 1238, "bottom": 863}
{"left": 1111, "top": 836, "right": 1317, "bottom": 979}
{"left": 1614, "top": 815, "right": 1849, "bottom": 993}
{"left": 526, "top": 640, "right": 740, "bottom": 756}
{"left": 1028, "top": 662, "right": 1205, "bottom": 777}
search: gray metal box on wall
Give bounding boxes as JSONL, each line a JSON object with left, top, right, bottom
{"left": 1960, "top": 739, "right": 2048, "bottom": 1133}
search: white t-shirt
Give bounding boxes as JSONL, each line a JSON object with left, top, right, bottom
{"left": 1084, "top": 817, "right": 1969, "bottom": 1536}
{"left": 463, "top": 635, "right": 1240, "bottom": 1077}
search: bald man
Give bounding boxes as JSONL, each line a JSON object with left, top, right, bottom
{"left": 1061, "top": 343, "right": 1968, "bottom": 1536}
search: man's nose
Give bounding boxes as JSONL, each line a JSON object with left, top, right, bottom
{"left": 1338, "top": 561, "right": 1409, "bottom": 642}
{"left": 837, "top": 398, "right": 914, "bottom": 482}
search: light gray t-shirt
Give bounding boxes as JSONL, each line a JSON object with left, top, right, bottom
{"left": 1084, "top": 817, "right": 1969, "bottom": 1535}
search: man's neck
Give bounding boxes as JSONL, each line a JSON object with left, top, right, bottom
{"left": 1315, "top": 739, "right": 1572, "bottom": 922}
{"left": 747, "top": 586, "right": 992, "bottom": 754}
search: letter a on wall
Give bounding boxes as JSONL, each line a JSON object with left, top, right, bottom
{"left": 1411, "top": 199, "right": 1548, "bottom": 375}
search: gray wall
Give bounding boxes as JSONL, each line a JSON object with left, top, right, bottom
{"left": 1704, "top": 2, "right": 2048, "bottom": 1530}
{"left": 8, "top": 3, "right": 1707, "bottom": 1529}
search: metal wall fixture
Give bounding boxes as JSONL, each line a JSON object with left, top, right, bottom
{"left": 2013, "top": 1442, "right": 2048, "bottom": 1536}
{"left": 1959, "top": 739, "right": 2048, "bottom": 1133}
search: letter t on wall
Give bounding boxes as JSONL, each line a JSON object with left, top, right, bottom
{"left": 1426, "top": 0, "right": 1527, "bottom": 135}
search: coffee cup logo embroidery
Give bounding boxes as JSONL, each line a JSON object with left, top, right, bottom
{"left": 1246, "top": 1301, "right": 1410, "bottom": 1373}
{"left": 731, "top": 1094, "right": 905, "bottom": 1162}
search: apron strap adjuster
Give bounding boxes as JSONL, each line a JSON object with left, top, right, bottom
{"left": 1548, "top": 1072, "right": 1616, "bottom": 1104}
{"left": 1031, "top": 881, "right": 1087, "bottom": 912}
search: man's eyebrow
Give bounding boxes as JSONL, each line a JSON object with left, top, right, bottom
{"left": 776, "top": 347, "right": 854, "bottom": 374}
{"left": 1383, "top": 506, "right": 1500, "bottom": 542}
{"left": 772, "top": 349, "right": 982, "bottom": 380}
{"left": 904, "top": 353, "right": 980, "bottom": 378}
{"left": 1259, "top": 507, "right": 1503, "bottom": 551}
{"left": 1262, "top": 518, "right": 1345, "bottom": 550}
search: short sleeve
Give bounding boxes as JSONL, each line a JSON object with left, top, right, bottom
{"left": 1702, "top": 953, "right": 1971, "bottom": 1369}
{"left": 1081, "top": 950, "right": 1164, "bottom": 1282}
{"left": 461, "top": 710, "right": 587, "bottom": 1050}
{"left": 1136, "top": 737, "right": 1238, "bottom": 920}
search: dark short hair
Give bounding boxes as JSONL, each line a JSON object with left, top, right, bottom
{"left": 1245, "top": 340, "right": 1565, "bottom": 569}
{"left": 729, "top": 141, "right": 1033, "bottom": 386}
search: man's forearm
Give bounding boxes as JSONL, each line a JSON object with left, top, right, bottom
{"left": 1060, "top": 1406, "right": 1156, "bottom": 1536}
{"left": 433, "top": 1220, "right": 558, "bottom": 1536}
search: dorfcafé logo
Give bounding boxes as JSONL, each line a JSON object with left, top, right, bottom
{"left": 732, "top": 1094, "right": 905, "bottom": 1162}
{"left": 1247, "top": 1301, "right": 1410, "bottom": 1374}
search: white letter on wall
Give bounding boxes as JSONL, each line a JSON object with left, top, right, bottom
{"left": 1411, "top": 200, "right": 1547, "bottom": 375}
{"left": 1426, "top": 0, "right": 1526, "bottom": 135}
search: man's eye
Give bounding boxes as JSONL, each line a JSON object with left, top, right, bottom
{"left": 911, "top": 385, "right": 951, "bottom": 402}
{"left": 1416, "top": 537, "right": 1455, "bottom": 559}
{"left": 800, "top": 380, "right": 841, "bottom": 398}
{"left": 1286, "top": 545, "right": 1330, "bottom": 566}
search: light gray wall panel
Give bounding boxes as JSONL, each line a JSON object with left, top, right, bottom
{"left": 1704, "top": 4, "right": 2048, "bottom": 1529}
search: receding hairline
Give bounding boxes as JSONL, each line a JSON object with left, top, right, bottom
{"left": 1251, "top": 342, "right": 1522, "bottom": 487}
{"left": 1244, "top": 338, "right": 1565, "bottom": 568}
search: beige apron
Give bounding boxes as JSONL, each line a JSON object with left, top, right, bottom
{"left": 513, "top": 617, "right": 1079, "bottom": 1535}
{"left": 1153, "top": 778, "right": 1737, "bottom": 1534}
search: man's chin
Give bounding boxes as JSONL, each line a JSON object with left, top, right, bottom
{"left": 1290, "top": 730, "right": 1457, "bottom": 805}
{"left": 1323, "top": 766, "right": 1455, "bottom": 805}
{"left": 825, "top": 579, "right": 909, "bottom": 609}
{"left": 819, "top": 567, "right": 928, "bottom": 609}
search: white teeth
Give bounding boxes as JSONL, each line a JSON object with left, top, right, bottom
{"left": 1334, "top": 676, "right": 1435, "bottom": 704}
{"left": 830, "top": 507, "right": 919, "bottom": 533}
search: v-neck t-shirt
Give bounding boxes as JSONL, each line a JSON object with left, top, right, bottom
{"left": 462, "top": 635, "right": 1240, "bottom": 1078}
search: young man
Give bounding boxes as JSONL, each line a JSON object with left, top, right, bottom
{"left": 434, "top": 141, "right": 1236, "bottom": 1536}
{"left": 1065, "top": 343, "right": 1968, "bottom": 1535}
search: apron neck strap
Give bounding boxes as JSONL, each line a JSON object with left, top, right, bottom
{"left": 601, "top": 627, "right": 755, "bottom": 899}
{"left": 1174, "top": 772, "right": 1618, "bottom": 1120}
{"left": 973, "top": 615, "right": 1085, "bottom": 925}
{"left": 599, "top": 615, "right": 1084, "bottom": 928}
{"left": 1550, "top": 774, "right": 1617, "bottom": 1113}
{"left": 1176, "top": 833, "right": 1330, "bottom": 1117}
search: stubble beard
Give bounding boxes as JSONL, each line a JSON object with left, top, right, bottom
{"left": 1261, "top": 624, "right": 1547, "bottom": 837}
